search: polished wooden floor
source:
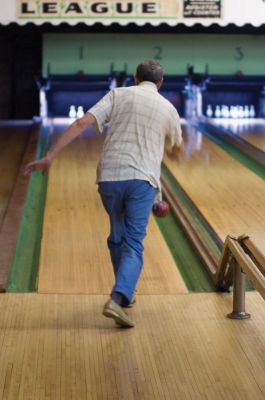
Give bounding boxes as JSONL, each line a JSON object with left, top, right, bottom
{"left": 213, "top": 119, "right": 265, "bottom": 151}
{"left": 38, "top": 121, "right": 187, "bottom": 294}
{"left": 0, "top": 292, "right": 265, "bottom": 399}
{"left": 2, "top": 119, "right": 265, "bottom": 399}
{"left": 164, "top": 122, "right": 265, "bottom": 254}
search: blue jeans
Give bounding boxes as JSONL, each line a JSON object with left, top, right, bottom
{"left": 98, "top": 180, "right": 156, "bottom": 304}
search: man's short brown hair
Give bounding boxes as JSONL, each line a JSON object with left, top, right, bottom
{"left": 136, "top": 60, "right": 163, "bottom": 84}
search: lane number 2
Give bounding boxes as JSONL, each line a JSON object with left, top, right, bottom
{"left": 153, "top": 46, "right": 162, "bottom": 60}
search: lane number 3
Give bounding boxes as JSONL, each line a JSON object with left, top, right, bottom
{"left": 235, "top": 47, "right": 244, "bottom": 60}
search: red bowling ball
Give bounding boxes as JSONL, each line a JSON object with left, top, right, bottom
{"left": 152, "top": 200, "right": 170, "bottom": 218}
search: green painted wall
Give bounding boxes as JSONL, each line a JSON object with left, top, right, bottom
{"left": 43, "top": 33, "right": 265, "bottom": 76}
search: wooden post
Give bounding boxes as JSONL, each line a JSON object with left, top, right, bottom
{"left": 227, "top": 260, "right": 251, "bottom": 320}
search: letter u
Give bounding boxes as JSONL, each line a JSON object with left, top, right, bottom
{"left": 116, "top": 2, "right": 133, "bottom": 14}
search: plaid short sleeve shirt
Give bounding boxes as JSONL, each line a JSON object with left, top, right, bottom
{"left": 88, "top": 81, "right": 182, "bottom": 194}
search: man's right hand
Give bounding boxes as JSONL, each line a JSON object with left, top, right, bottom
{"left": 23, "top": 155, "right": 52, "bottom": 177}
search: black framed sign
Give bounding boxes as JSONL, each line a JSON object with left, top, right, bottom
{"left": 183, "top": 0, "right": 222, "bottom": 18}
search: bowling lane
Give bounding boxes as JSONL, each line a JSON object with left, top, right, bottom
{"left": 38, "top": 118, "right": 187, "bottom": 294}
{"left": 164, "top": 122, "right": 265, "bottom": 254}
{"left": 212, "top": 118, "right": 265, "bottom": 151}
{"left": 0, "top": 121, "right": 31, "bottom": 226}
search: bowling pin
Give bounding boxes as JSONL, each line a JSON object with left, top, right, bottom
{"left": 221, "top": 105, "right": 226, "bottom": 118}
{"left": 215, "top": 105, "right": 221, "bottom": 118}
{"left": 227, "top": 106, "right": 232, "bottom": 118}
{"left": 239, "top": 106, "right": 244, "bottom": 119}
{"left": 234, "top": 106, "right": 239, "bottom": 119}
{"left": 109, "top": 78, "right": 117, "bottom": 90}
{"left": 77, "top": 106, "right": 85, "bottom": 118}
{"left": 244, "top": 105, "right": 250, "bottom": 118}
{"left": 206, "top": 105, "right": 213, "bottom": 118}
{"left": 249, "top": 105, "right": 256, "bottom": 118}
{"left": 229, "top": 106, "right": 235, "bottom": 119}
{"left": 223, "top": 106, "right": 229, "bottom": 119}
{"left": 69, "top": 105, "right": 77, "bottom": 119}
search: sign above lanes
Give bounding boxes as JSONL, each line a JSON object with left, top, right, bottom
{"left": 17, "top": 1, "right": 182, "bottom": 19}
{"left": 0, "top": 0, "right": 264, "bottom": 26}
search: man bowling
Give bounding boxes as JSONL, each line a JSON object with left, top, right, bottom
{"left": 24, "top": 60, "right": 183, "bottom": 328}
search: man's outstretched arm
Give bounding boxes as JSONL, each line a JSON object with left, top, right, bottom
{"left": 24, "top": 112, "right": 96, "bottom": 176}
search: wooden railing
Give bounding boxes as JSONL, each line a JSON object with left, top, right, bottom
{"left": 217, "top": 235, "right": 265, "bottom": 319}
{"left": 162, "top": 175, "right": 265, "bottom": 319}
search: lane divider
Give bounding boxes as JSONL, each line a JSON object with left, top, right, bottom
{"left": 7, "top": 120, "right": 51, "bottom": 292}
